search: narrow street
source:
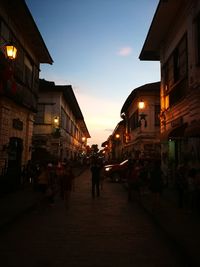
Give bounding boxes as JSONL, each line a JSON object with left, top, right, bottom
{"left": 0, "top": 169, "right": 186, "bottom": 267}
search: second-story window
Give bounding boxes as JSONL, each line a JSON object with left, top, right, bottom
{"left": 129, "top": 109, "right": 139, "bottom": 131}
{"left": 154, "top": 105, "right": 160, "bottom": 126}
{"left": 24, "top": 55, "right": 33, "bottom": 88}
{"left": 35, "top": 103, "right": 45, "bottom": 124}
{"left": 75, "top": 126, "right": 78, "bottom": 140}
{"left": 173, "top": 47, "right": 180, "bottom": 83}
{"left": 14, "top": 43, "right": 24, "bottom": 83}
{"left": 196, "top": 12, "right": 200, "bottom": 65}
{"left": 162, "top": 34, "right": 188, "bottom": 107}
{"left": 61, "top": 108, "right": 66, "bottom": 130}
{"left": 71, "top": 121, "right": 75, "bottom": 137}
{"left": 32, "top": 67, "right": 39, "bottom": 94}
{"left": 66, "top": 114, "right": 71, "bottom": 133}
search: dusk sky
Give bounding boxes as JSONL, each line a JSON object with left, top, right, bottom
{"left": 25, "top": 0, "right": 160, "bottom": 148}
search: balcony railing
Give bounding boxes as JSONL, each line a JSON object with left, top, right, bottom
{"left": 0, "top": 80, "right": 37, "bottom": 112}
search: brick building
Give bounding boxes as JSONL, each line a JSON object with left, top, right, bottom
{"left": 0, "top": 0, "right": 53, "bottom": 191}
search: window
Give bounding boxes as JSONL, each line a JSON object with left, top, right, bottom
{"left": 14, "top": 42, "right": 24, "bottom": 82}
{"left": 75, "top": 126, "right": 78, "bottom": 140}
{"left": 32, "top": 67, "right": 39, "bottom": 94}
{"left": 173, "top": 47, "right": 180, "bottom": 82}
{"left": 129, "top": 109, "right": 139, "bottom": 131}
{"left": 61, "top": 108, "right": 66, "bottom": 130}
{"left": 35, "top": 104, "right": 45, "bottom": 124}
{"left": 71, "top": 122, "right": 75, "bottom": 137}
{"left": 1, "top": 20, "right": 9, "bottom": 44}
{"left": 24, "top": 56, "right": 33, "bottom": 88}
{"left": 162, "top": 34, "right": 188, "bottom": 107}
{"left": 66, "top": 114, "right": 71, "bottom": 133}
{"left": 196, "top": 12, "right": 200, "bottom": 65}
{"left": 154, "top": 105, "right": 160, "bottom": 126}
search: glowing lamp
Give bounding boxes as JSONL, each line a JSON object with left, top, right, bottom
{"left": 53, "top": 116, "right": 59, "bottom": 127}
{"left": 115, "top": 134, "right": 120, "bottom": 139}
{"left": 6, "top": 44, "right": 17, "bottom": 60}
{"left": 138, "top": 100, "right": 145, "bottom": 110}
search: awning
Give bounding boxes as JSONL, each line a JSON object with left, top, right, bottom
{"left": 160, "top": 123, "right": 187, "bottom": 141}
{"left": 185, "top": 122, "right": 200, "bottom": 137}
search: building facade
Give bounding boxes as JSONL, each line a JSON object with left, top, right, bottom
{"left": 0, "top": 0, "right": 52, "bottom": 191}
{"left": 32, "top": 79, "right": 90, "bottom": 163}
{"left": 108, "top": 121, "right": 125, "bottom": 162}
{"left": 140, "top": 0, "right": 200, "bottom": 173}
{"left": 120, "top": 82, "right": 160, "bottom": 160}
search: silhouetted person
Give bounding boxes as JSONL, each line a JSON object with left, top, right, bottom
{"left": 126, "top": 159, "right": 140, "bottom": 201}
{"left": 90, "top": 158, "right": 102, "bottom": 198}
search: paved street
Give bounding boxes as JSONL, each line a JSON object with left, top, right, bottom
{"left": 0, "top": 168, "right": 187, "bottom": 267}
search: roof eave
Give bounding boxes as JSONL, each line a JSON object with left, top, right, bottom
{"left": 139, "top": 0, "right": 182, "bottom": 61}
{"left": 121, "top": 82, "right": 160, "bottom": 114}
{"left": 2, "top": 0, "right": 53, "bottom": 64}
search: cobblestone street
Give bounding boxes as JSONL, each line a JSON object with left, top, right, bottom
{"left": 0, "top": 169, "right": 187, "bottom": 267}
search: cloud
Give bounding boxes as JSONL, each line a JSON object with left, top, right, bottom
{"left": 117, "top": 46, "right": 132, "bottom": 56}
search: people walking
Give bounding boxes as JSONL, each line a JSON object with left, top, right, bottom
{"left": 37, "top": 164, "right": 49, "bottom": 194}
{"left": 126, "top": 159, "right": 140, "bottom": 201}
{"left": 138, "top": 160, "right": 149, "bottom": 195}
{"left": 90, "top": 157, "right": 102, "bottom": 198}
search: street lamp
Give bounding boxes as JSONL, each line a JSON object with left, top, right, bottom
{"left": 53, "top": 116, "right": 59, "bottom": 127}
{"left": 138, "top": 99, "right": 147, "bottom": 127}
{"left": 115, "top": 133, "right": 120, "bottom": 139}
{"left": 82, "top": 137, "right": 86, "bottom": 143}
{"left": 52, "top": 116, "right": 60, "bottom": 138}
{"left": 5, "top": 43, "right": 17, "bottom": 60}
{"left": 138, "top": 99, "right": 145, "bottom": 110}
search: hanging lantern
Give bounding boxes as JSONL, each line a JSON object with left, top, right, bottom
{"left": 115, "top": 133, "right": 120, "bottom": 139}
{"left": 138, "top": 99, "right": 145, "bottom": 110}
{"left": 5, "top": 44, "right": 17, "bottom": 60}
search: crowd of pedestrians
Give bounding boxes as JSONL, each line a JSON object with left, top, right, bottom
{"left": 175, "top": 162, "right": 200, "bottom": 212}
{"left": 126, "top": 159, "right": 163, "bottom": 210}
{"left": 22, "top": 159, "right": 75, "bottom": 208}
{"left": 20, "top": 155, "right": 200, "bottom": 215}
{"left": 124, "top": 158, "right": 200, "bottom": 213}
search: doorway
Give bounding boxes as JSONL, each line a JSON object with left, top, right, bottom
{"left": 7, "top": 137, "right": 23, "bottom": 190}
